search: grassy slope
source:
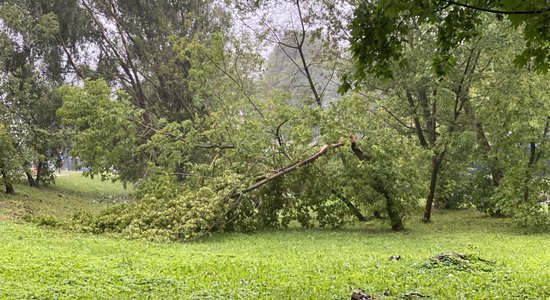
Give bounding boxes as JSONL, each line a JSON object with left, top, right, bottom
{"left": 0, "top": 174, "right": 549, "bottom": 299}
{"left": 0, "top": 171, "right": 131, "bottom": 221}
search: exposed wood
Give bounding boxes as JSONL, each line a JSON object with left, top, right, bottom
{"left": 195, "top": 144, "right": 235, "bottom": 150}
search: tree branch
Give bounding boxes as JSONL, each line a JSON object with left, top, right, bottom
{"left": 406, "top": 90, "right": 429, "bottom": 147}
{"left": 52, "top": 33, "right": 84, "bottom": 80}
{"left": 230, "top": 142, "right": 344, "bottom": 198}
{"left": 440, "top": 0, "right": 550, "bottom": 15}
{"left": 350, "top": 135, "right": 370, "bottom": 161}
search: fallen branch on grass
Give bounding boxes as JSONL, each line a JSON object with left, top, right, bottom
{"left": 230, "top": 141, "right": 344, "bottom": 198}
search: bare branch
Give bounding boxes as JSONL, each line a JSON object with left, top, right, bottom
{"left": 440, "top": 0, "right": 550, "bottom": 15}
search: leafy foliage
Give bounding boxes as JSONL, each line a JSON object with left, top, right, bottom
{"left": 347, "top": 0, "right": 550, "bottom": 84}
{"left": 57, "top": 80, "right": 144, "bottom": 182}
{"left": 0, "top": 123, "right": 19, "bottom": 191}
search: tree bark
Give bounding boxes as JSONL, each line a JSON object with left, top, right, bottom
{"left": 25, "top": 170, "right": 37, "bottom": 187}
{"left": 374, "top": 178, "right": 404, "bottom": 230}
{"left": 2, "top": 171, "right": 15, "bottom": 194}
{"left": 523, "top": 142, "right": 536, "bottom": 202}
{"left": 5, "top": 182, "right": 15, "bottom": 194}
{"left": 350, "top": 136, "right": 404, "bottom": 230}
{"left": 423, "top": 151, "right": 446, "bottom": 222}
{"left": 35, "top": 160, "right": 44, "bottom": 188}
{"left": 463, "top": 98, "right": 503, "bottom": 185}
{"left": 331, "top": 190, "right": 367, "bottom": 222}
{"left": 350, "top": 136, "right": 370, "bottom": 161}
{"left": 406, "top": 90, "right": 428, "bottom": 147}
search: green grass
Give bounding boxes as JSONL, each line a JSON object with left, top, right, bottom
{"left": 0, "top": 171, "right": 132, "bottom": 221}
{"left": 0, "top": 211, "right": 549, "bottom": 299}
{"left": 52, "top": 171, "right": 131, "bottom": 197}
{"left": 0, "top": 174, "right": 549, "bottom": 299}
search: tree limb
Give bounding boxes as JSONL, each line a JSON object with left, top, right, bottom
{"left": 230, "top": 142, "right": 344, "bottom": 198}
{"left": 52, "top": 33, "right": 84, "bottom": 80}
{"left": 440, "top": 0, "right": 550, "bottom": 15}
{"left": 350, "top": 135, "right": 370, "bottom": 161}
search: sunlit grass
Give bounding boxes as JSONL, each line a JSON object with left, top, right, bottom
{"left": 52, "top": 171, "right": 132, "bottom": 196}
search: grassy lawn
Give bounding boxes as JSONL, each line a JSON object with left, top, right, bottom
{"left": 0, "top": 174, "right": 549, "bottom": 299}
{"left": 0, "top": 171, "right": 132, "bottom": 221}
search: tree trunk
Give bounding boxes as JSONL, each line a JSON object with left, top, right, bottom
{"left": 5, "top": 183, "right": 15, "bottom": 194}
{"left": 463, "top": 98, "right": 503, "bottom": 186}
{"left": 374, "top": 179, "right": 404, "bottom": 231}
{"left": 349, "top": 136, "right": 404, "bottom": 229}
{"left": 25, "top": 170, "right": 37, "bottom": 187}
{"left": 35, "top": 160, "right": 44, "bottom": 188}
{"left": 523, "top": 142, "right": 536, "bottom": 202}
{"left": 2, "top": 171, "right": 15, "bottom": 194}
{"left": 423, "top": 151, "right": 446, "bottom": 222}
{"left": 331, "top": 190, "right": 367, "bottom": 222}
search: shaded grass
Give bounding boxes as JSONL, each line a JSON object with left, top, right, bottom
{"left": 0, "top": 171, "right": 131, "bottom": 221}
{"left": 51, "top": 171, "right": 131, "bottom": 197}
{"left": 0, "top": 209, "right": 549, "bottom": 299}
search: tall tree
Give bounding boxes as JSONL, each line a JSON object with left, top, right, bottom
{"left": 0, "top": 123, "right": 18, "bottom": 194}
{"left": 0, "top": 0, "right": 79, "bottom": 187}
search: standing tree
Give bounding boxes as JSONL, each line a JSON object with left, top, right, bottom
{"left": 0, "top": 123, "right": 18, "bottom": 194}
{"left": 345, "top": 0, "right": 550, "bottom": 222}
{"left": 0, "top": 0, "right": 79, "bottom": 187}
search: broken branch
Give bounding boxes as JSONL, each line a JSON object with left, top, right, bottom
{"left": 230, "top": 142, "right": 344, "bottom": 198}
